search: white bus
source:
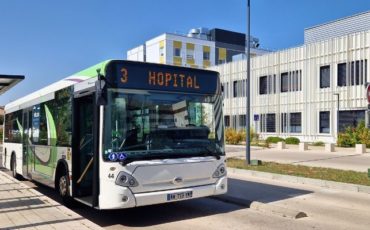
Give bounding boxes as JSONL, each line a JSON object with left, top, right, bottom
{"left": 1, "top": 60, "right": 227, "bottom": 209}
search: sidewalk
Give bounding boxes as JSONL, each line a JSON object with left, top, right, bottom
{"left": 226, "top": 144, "right": 370, "bottom": 172}
{"left": 0, "top": 169, "right": 103, "bottom": 230}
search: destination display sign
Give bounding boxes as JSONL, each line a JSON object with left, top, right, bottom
{"left": 104, "top": 60, "right": 220, "bottom": 94}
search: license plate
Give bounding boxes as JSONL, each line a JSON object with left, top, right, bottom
{"left": 167, "top": 191, "right": 193, "bottom": 201}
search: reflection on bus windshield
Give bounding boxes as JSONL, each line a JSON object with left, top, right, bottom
{"left": 103, "top": 89, "right": 223, "bottom": 161}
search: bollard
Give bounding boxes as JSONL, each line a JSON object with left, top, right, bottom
{"left": 355, "top": 144, "right": 366, "bottom": 154}
{"left": 277, "top": 141, "right": 286, "bottom": 150}
{"left": 299, "top": 142, "right": 308, "bottom": 151}
{"left": 325, "top": 143, "right": 335, "bottom": 152}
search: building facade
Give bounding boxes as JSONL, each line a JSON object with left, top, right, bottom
{"left": 212, "top": 12, "right": 370, "bottom": 143}
{"left": 127, "top": 28, "right": 268, "bottom": 68}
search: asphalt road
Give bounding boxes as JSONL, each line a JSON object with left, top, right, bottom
{"left": 10, "top": 170, "right": 370, "bottom": 230}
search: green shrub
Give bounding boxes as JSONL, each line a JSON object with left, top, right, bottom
{"left": 225, "top": 128, "right": 245, "bottom": 144}
{"left": 266, "top": 136, "right": 285, "bottom": 144}
{"left": 225, "top": 128, "right": 260, "bottom": 145}
{"left": 285, "top": 137, "right": 300, "bottom": 145}
{"left": 337, "top": 121, "right": 370, "bottom": 148}
{"left": 311, "top": 141, "right": 325, "bottom": 146}
{"left": 337, "top": 133, "right": 354, "bottom": 147}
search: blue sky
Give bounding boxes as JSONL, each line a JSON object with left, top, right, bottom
{"left": 0, "top": 0, "right": 369, "bottom": 105}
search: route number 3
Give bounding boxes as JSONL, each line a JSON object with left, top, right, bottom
{"left": 121, "top": 68, "right": 128, "bottom": 83}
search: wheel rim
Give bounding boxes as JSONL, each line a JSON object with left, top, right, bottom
{"left": 12, "top": 159, "right": 16, "bottom": 177}
{"left": 59, "top": 176, "right": 68, "bottom": 196}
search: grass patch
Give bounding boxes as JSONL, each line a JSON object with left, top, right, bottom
{"left": 227, "top": 158, "right": 370, "bottom": 186}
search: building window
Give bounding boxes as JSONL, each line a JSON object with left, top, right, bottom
{"left": 337, "top": 63, "right": 346, "bottom": 86}
{"left": 266, "top": 114, "right": 276, "bottom": 133}
{"left": 186, "top": 49, "right": 194, "bottom": 60}
{"left": 224, "top": 115, "right": 230, "bottom": 127}
{"left": 281, "top": 70, "right": 301, "bottom": 93}
{"left": 319, "top": 111, "right": 330, "bottom": 133}
{"left": 260, "top": 113, "right": 276, "bottom": 133}
{"left": 233, "top": 81, "right": 238, "bottom": 97}
{"left": 203, "top": 51, "right": 210, "bottom": 61}
{"left": 290, "top": 112, "right": 301, "bottom": 133}
{"left": 174, "top": 48, "right": 181, "bottom": 57}
{"left": 338, "top": 60, "right": 367, "bottom": 87}
{"left": 239, "top": 114, "right": 246, "bottom": 127}
{"left": 281, "top": 112, "right": 302, "bottom": 133}
{"left": 351, "top": 60, "right": 367, "bottom": 86}
{"left": 320, "top": 65, "right": 330, "bottom": 88}
{"left": 259, "top": 76, "right": 267, "bottom": 95}
{"left": 281, "top": 72, "right": 289, "bottom": 92}
{"left": 338, "top": 110, "right": 365, "bottom": 132}
{"left": 281, "top": 113, "right": 288, "bottom": 133}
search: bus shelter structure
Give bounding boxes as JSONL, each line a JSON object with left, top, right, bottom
{"left": 0, "top": 74, "right": 24, "bottom": 96}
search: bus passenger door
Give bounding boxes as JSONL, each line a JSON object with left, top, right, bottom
{"left": 72, "top": 94, "right": 94, "bottom": 202}
{"left": 22, "top": 108, "right": 32, "bottom": 178}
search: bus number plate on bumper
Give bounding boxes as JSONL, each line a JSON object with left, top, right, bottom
{"left": 167, "top": 191, "right": 193, "bottom": 201}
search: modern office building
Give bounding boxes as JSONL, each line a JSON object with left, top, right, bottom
{"left": 127, "top": 28, "right": 269, "bottom": 68}
{"left": 211, "top": 11, "right": 370, "bottom": 143}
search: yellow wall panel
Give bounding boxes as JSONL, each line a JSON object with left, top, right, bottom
{"left": 173, "top": 41, "right": 182, "bottom": 48}
{"left": 187, "top": 58, "right": 195, "bottom": 65}
{"left": 159, "top": 40, "right": 165, "bottom": 48}
{"left": 186, "top": 43, "right": 195, "bottom": 50}
{"left": 218, "top": 48, "right": 226, "bottom": 60}
{"left": 173, "top": 56, "right": 182, "bottom": 65}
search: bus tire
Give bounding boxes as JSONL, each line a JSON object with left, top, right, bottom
{"left": 10, "top": 154, "right": 21, "bottom": 180}
{"left": 56, "top": 166, "right": 74, "bottom": 207}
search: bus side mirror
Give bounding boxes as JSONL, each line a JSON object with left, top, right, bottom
{"left": 96, "top": 70, "right": 107, "bottom": 106}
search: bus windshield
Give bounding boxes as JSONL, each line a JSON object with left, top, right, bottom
{"left": 103, "top": 88, "right": 224, "bottom": 163}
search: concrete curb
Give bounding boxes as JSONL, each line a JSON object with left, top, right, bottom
{"left": 211, "top": 195, "right": 307, "bottom": 219}
{"left": 228, "top": 167, "right": 370, "bottom": 194}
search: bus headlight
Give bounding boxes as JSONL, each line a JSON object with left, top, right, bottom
{"left": 115, "top": 171, "right": 139, "bottom": 187}
{"left": 212, "top": 164, "right": 227, "bottom": 178}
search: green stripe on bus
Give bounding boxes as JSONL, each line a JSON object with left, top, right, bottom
{"left": 74, "top": 60, "right": 112, "bottom": 78}
{"left": 35, "top": 164, "right": 54, "bottom": 177}
{"left": 16, "top": 118, "right": 23, "bottom": 138}
{"left": 45, "top": 105, "right": 58, "bottom": 168}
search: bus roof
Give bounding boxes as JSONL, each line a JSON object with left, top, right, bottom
{"left": 5, "top": 60, "right": 111, "bottom": 112}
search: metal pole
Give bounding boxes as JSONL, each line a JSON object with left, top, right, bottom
{"left": 246, "top": 0, "right": 251, "bottom": 164}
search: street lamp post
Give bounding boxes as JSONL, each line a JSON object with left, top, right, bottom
{"left": 333, "top": 93, "right": 340, "bottom": 138}
{"left": 245, "top": 0, "right": 251, "bottom": 165}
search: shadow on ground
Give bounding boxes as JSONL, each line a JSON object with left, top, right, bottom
{"left": 226, "top": 178, "right": 312, "bottom": 203}
{"left": 2, "top": 168, "right": 312, "bottom": 228}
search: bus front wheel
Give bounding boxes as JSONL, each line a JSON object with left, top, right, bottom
{"left": 10, "top": 155, "right": 20, "bottom": 179}
{"left": 56, "top": 167, "right": 74, "bottom": 206}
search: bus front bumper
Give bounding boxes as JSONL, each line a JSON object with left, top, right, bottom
{"left": 98, "top": 176, "right": 227, "bottom": 210}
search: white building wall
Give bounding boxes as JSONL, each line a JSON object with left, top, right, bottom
{"left": 211, "top": 30, "right": 370, "bottom": 143}
{"left": 165, "top": 34, "right": 215, "bottom": 67}
{"left": 305, "top": 11, "right": 370, "bottom": 44}
{"left": 145, "top": 34, "right": 166, "bottom": 64}
{"left": 127, "top": 45, "right": 145, "bottom": 62}
{"left": 127, "top": 33, "right": 216, "bottom": 67}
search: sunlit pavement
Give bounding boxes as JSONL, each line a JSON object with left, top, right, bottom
{"left": 0, "top": 169, "right": 102, "bottom": 230}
